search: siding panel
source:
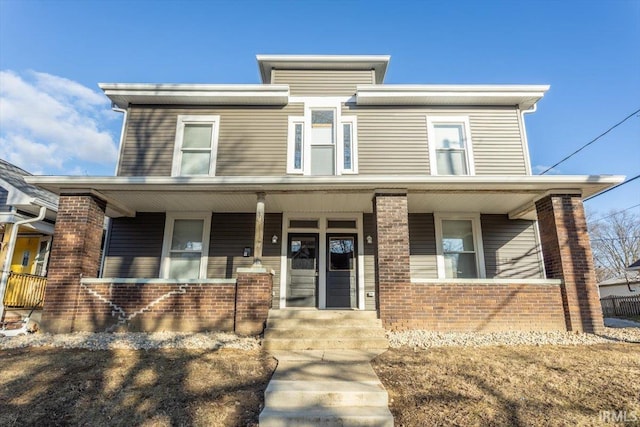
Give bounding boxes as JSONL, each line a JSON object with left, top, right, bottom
{"left": 363, "top": 213, "right": 376, "bottom": 310}
{"left": 408, "top": 213, "right": 438, "bottom": 279}
{"left": 481, "top": 214, "right": 544, "bottom": 279}
{"left": 118, "top": 105, "right": 303, "bottom": 177}
{"left": 103, "top": 213, "right": 165, "bottom": 278}
{"left": 342, "top": 105, "right": 526, "bottom": 176}
{"left": 272, "top": 69, "right": 373, "bottom": 96}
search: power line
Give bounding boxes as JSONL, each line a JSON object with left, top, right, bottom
{"left": 585, "top": 174, "right": 640, "bottom": 201}
{"left": 539, "top": 108, "right": 640, "bottom": 175}
{"left": 589, "top": 203, "right": 640, "bottom": 223}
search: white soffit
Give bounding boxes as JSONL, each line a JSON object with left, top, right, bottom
{"left": 257, "top": 55, "right": 391, "bottom": 84}
{"left": 99, "top": 83, "right": 290, "bottom": 108}
{"left": 356, "top": 85, "right": 550, "bottom": 109}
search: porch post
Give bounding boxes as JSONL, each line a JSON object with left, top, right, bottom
{"left": 373, "top": 191, "right": 413, "bottom": 330}
{"left": 40, "top": 194, "right": 106, "bottom": 333}
{"left": 252, "top": 192, "right": 266, "bottom": 266}
{"left": 535, "top": 194, "right": 603, "bottom": 333}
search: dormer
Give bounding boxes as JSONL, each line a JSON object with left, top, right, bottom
{"left": 257, "top": 55, "right": 390, "bottom": 96}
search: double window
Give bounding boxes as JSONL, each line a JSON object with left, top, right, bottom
{"left": 427, "top": 116, "right": 475, "bottom": 175}
{"left": 172, "top": 115, "right": 220, "bottom": 176}
{"left": 287, "top": 105, "right": 357, "bottom": 175}
{"left": 434, "top": 214, "right": 485, "bottom": 279}
{"left": 161, "top": 213, "right": 211, "bottom": 279}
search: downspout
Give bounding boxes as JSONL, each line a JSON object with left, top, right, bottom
{"left": 0, "top": 205, "right": 47, "bottom": 320}
{"left": 518, "top": 103, "right": 537, "bottom": 176}
{"left": 99, "top": 103, "right": 128, "bottom": 278}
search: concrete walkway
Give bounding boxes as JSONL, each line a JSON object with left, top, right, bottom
{"left": 604, "top": 317, "right": 640, "bottom": 328}
{"left": 260, "top": 350, "right": 393, "bottom": 426}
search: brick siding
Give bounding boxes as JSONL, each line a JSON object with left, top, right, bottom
{"left": 535, "top": 194, "right": 603, "bottom": 333}
{"left": 235, "top": 269, "right": 273, "bottom": 335}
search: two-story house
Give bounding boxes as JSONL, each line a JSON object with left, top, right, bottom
{"left": 28, "top": 55, "right": 622, "bottom": 334}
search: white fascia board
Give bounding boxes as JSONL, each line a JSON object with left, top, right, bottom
{"left": 99, "top": 83, "right": 290, "bottom": 108}
{"left": 256, "top": 54, "right": 390, "bottom": 83}
{"left": 356, "top": 84, "right": 550, "bottom": 109}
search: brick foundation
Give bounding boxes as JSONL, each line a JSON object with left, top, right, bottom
{"left": 411, "top": 282, "right": 566, "bottom": 332}
{"left": 374, "top": 193, "right": 413, "bottom": 330}
{"left": 41, "top": 194, "right": 106, "bottom": 333}
{"left": 235, "top": 268, "right": 273, "bottom": 335}
{"left": 536, "top": 194, "right": 603, "bottom": 333}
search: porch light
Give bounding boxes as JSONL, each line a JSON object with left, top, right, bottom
{"left": 272, "top": 235, "right": 278, "bottom": 244}
{"left": 366, "top": 235, "right": 373, "bottom": 244}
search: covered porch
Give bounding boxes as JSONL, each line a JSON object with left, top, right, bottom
{"left": 27, "top": 174, "right": 622, "bottom": 333}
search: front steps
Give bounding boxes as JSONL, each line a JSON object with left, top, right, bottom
{"left": 259, "top": 310, "right": 393, "bottom": 426}
{"left": 263, "top": 309, "right": 389, "bottom": 351}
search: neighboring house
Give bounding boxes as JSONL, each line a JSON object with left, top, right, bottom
{"left": 0, "top": 159, "right": 58, "bottom": 318}
{"left": 27, "top": 55, "right": 623, "bottom": 334}
{"left": 598, "top": 274, "right": 640, "bottom": 298}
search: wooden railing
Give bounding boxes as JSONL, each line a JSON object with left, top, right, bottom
{"left": 3, "top": 272, "right": 46, "bottom": 308}
{"left": 600, "top": 295, "right": 640, "bottom": 318}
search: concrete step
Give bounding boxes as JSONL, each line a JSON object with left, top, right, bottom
{"left": 259, "top": 406, "right": 394, "bottom": 427}
{"left": 264, "top": 327, "right": 386, "bottom": 340}
{"left": 268, "top": 309, "right": 379, "bottom": 321}
{"left": 267, "top": 317, "right": 383, "bottom": 329}
{"left": 263, "top": 337, "right": 389, "bottom": 351}
{"left": 265, "top": 380, "right": 388, "bottom": 408}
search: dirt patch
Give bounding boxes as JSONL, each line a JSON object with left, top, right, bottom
{"left": 372, "top": 344, "right": 640, "bottom": 427}
{"left": 0, "top": 348, "right": 276, "bottom": 426}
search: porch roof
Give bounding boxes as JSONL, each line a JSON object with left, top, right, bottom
{"left": 25, "top": 175, "right": 623, "bottom": 220}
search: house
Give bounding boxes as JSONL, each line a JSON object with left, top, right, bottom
{"left": 0, "top": 159, "right": 58, "bottom": 320}
{"left": 598, "top": 274, "right": 640, "bottom": 298}
{"left": 26, "top": 55, "right": 623, "bottom": 335}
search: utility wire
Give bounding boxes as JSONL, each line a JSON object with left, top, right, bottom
{"left": 539, "top": 108, "right": 640, "bottom": 175}
{"left": 585, "top": 174, "right": 640, "bottom": 201}
{"left": 589, "top": 203, "right": 640, "bottom": 223}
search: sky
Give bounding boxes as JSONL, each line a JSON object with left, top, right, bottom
{"left": 0, "top": 0, "right": 638, "bottom": 219}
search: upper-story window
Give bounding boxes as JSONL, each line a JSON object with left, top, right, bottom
{"left": 172, "top": 115, "right": 220, "bottom": 176}
{"left": 427, "top": 116, "right": 475, "bottom": 175}
{"left": 287, "top": 103, "right": 358, "bottom": 175}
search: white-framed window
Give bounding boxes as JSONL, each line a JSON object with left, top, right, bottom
{"left": 172, "top": 115, "right": 220, "bottom": 176}
{"left": 427, "top": 116, "right": 475, "bottom": 175}
{"left": 434, "top": 213, "right": 485, "bottom": 279}
{"left": 286, "top": 100, "right": 358, "bottom": 175}
{"left": 160, "top": 212, "right": 211, "bottom": 279}
{"left": 287, "top": 116, "right": 305, "bottom": 174}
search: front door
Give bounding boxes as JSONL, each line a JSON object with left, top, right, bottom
{"left": 287, "top": 234, "right": 319, "bottom": 307}
{"left": 326, "top": 234, "right": 357, "bottom": 308}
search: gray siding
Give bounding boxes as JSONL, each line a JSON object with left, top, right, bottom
{"left": 208, "top": 213, "right": 282, "bottom": 306}
{"left": 272, "top": 69, "right": 374, "bottom": 96}
{"left": 118, "top": 104, "right": 303, "bottom": 177}
{"left": 363, "top": 213, "right": 376, "bottom": 310}
{"left": 103, "top": 212, "right": 165, "bottom": 278}
{"left": 408, "top": 213, "right": 438, "bottom": 279}
{"left": 343, "top": 105, "right": 527, "bottom": 176}
{"left": 0, "top": 186, "right": 9, "bottom": 211}
{"left": 481, "top": 214, "right": 544, "bottom": 279}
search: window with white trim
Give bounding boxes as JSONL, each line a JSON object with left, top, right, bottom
{"left": 434, "top": 214, "right": 485, "bottom": 279}
{"left": 161, "top": 213, "right": 211, "bottom": 279}
{"left": 427, "top": 116, "right": 474, "bottom": 175}
{"left": 172, "top": 115, "right": 220, "bottom": 176}
{"left": 286, "top": 107, "right": 358, "bottom": 175}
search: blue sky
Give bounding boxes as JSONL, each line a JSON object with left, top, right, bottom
{"left": 0, "top": 0, "right": 638, "bottom": 218}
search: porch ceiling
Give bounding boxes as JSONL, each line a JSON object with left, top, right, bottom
{"left": 24, "top": 174, "right": 624, "bottom": 220}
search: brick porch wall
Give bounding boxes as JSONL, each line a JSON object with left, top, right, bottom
{"left": 235, "top": 268, "right": 273, "bottom": 335}
{"left": 373, "top": 193, "right": 413, "bottom": 330}
{"left": 411, "top": 282, "right": 566, "bottom": 332}
{"left": 536, "top": 194, "right": 603, "bottom": 333}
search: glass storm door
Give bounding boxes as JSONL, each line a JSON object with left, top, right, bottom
{"left": 326, "top": 234, "right": 357, "bottom": 308}
{"left": 287, "top": 234, "right": 319, "bottom": 307}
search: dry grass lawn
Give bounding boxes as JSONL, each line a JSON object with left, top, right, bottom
{"left": 372, "top": 343, "right": 640, "bottom": 427}
{"left": 0, "top": 348, "right": 276, "bottom": 427}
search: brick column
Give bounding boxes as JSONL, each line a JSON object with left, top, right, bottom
{"left": 235, "top": 267, "right": 273, "bottom": 335}
{"left": 535, "top": 194, "right": 603, "bottom": 333}
{"left": 373, "top": 192, "right": 413, "bottom": 330}
{"left": 41, "top": 194, "right": 106, "bottom": 333}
